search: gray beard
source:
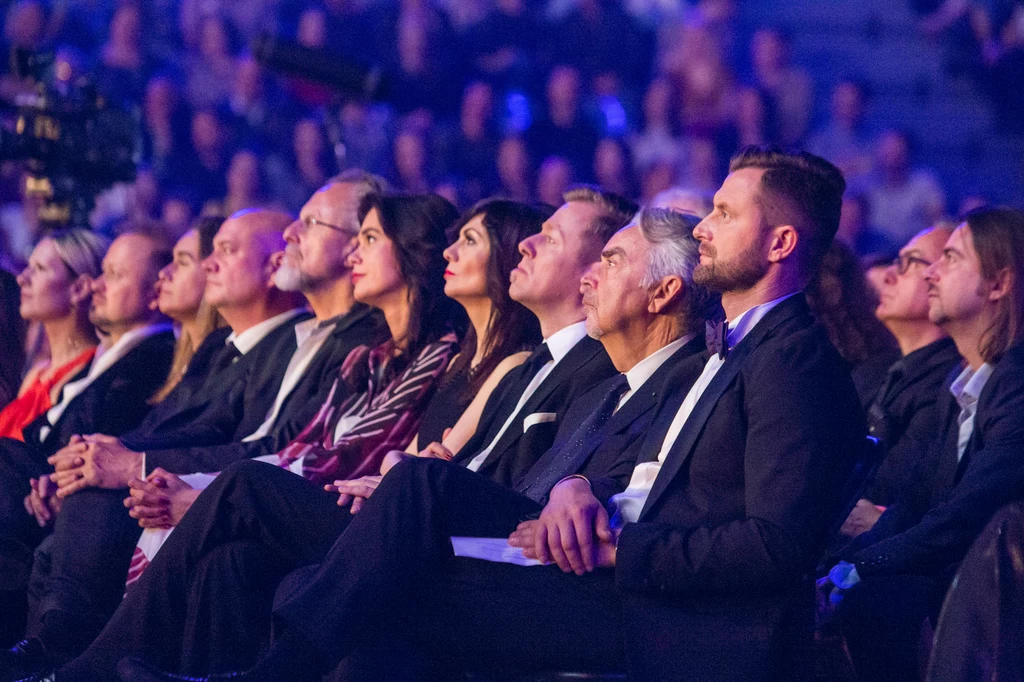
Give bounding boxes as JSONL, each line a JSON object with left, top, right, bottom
{"left": 274, "top": 263, "right": 304, "bottom": 292}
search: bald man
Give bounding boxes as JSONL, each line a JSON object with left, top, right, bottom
{"left": 10, "top": 210, "right": 312, "bottom": 672}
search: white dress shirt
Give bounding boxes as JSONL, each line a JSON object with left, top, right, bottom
{"left": 465, "top": 321, "right": 589, "bottom": 472}
{"left": 224, "top": 308, "right": 306, "bottom": 355}
{"left": 615, "top": 334, "right": 695, "bottom": 412}
{"left": 609, "top": 294, "right": 797, "bottom": 527}
{"left": 242, "top": 315, "right": 339, "bottom": 442}
{"left": 950, "top": 362, "right": 994, "bottom": 461}
{"left": 39, "top": 322, "right": 174, "bottom": 442}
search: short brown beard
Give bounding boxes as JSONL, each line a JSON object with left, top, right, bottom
{"left": 693, "top": 237, "right": 769, "bottom": 293}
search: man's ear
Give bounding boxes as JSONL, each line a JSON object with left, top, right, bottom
{"left": 767, "top": 225, "right": 799, "bottom": 264}
{"left": 266, "top": 251, "right": 285, "bottom": 288}
{"left": 69, "top": 275, "right": 93, "bottom": 305}
{"left": 987, "top": 267, "right": 1013, "bottom": 303}
{"left": 648, "top": 275, "right": 683, "bottom": 314}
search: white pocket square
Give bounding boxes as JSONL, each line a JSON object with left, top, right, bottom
{"left": 523, "top": 412, "right": 557, "bottom": 431}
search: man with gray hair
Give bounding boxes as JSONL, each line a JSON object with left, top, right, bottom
{"left": 85, "top": 173, "right": 390, "bottom": 482}
{"left": 103, "top": 206, "right": 718, "bottom": 682}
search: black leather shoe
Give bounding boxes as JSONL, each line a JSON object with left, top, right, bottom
{"left": 0, "top": 639, "right": 54, "bottom": 682}
{"left": 117, "top": 658, "right": 243, "bottom": 682}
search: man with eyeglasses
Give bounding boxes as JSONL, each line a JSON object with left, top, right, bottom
{"left": 125, "top": 172, "right": 390, "bottom": 479}
{"left": 839, "top": 225, "right": 962, "bottom": 538}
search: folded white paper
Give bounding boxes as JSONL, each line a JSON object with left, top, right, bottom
{"left": 450, "top": 537, "right": 544, "bottom": 566}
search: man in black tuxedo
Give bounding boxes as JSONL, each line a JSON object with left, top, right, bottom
{"left": 823, "top": 207, "right": 1024, "bottom": 682}
{"left": 0, "top": 230, "right": 175, "bottom": 654}
{"left": 116, "top": 147, "right": 864, "bottom": 682}
{"left": 56, "top": 203, "right": 715, "bottom": 682}
{"left": 840, "top": 225, "right": 961, "bottom": 537}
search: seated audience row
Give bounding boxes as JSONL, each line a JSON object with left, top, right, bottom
{"left": 0, "top": 146, "right": 1022, "bottom": 682}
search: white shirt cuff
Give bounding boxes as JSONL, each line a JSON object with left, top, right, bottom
{"left": 829, "top": 561, "right": 861, "bottom": 589}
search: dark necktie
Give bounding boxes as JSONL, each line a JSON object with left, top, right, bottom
{"left": 224, "top": 341, "right": 242, "bottom": 365}
{"left": 210, "top": 341, "right": 242, "bottom": 375}
{"left": 500, "top": 343, "right": 553, "bottom": 414}
{"left": 705, "top": 320, "right": 729, "bottom": 359}
{"left": 518, "top": 373, "right": 630, "bottom": 502}
{"left": 867, "top": 359, "right": 905, "bottom": 442}
{"left": 519, "top": 343, "right": 553, "bottom": 384}
{"left": 472, "top": 343, "right": 553, "bottom": 453}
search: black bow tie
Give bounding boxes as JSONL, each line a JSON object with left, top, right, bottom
{"left": 705, "top": 320, "right": 730, "bottom": 360}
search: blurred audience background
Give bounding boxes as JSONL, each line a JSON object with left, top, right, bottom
{"left": 0, "top": 0, "right": 1022, "bottom": 274}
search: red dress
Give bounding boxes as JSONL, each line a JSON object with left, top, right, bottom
{"left": 0, "top": 347, "right": 96, "bottom": 441}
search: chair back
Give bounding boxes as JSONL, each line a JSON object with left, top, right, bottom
{"left": 926, "top": 501, "right": 1024, "bottom": 682}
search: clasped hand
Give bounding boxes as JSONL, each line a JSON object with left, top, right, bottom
{"left": 339, "top": 433, "right": 457, "bottom": 513}
{"left": 47, "top": 434, "right": 143, "bottom": 497}
{"left": 23, "top": 475, "right": 61, "bottom": 527}
{"left": 124, "top": 468, "right": 199, "bottom": 529}
{"left": 507, "top": 477, "right": 618, "bottom": 575}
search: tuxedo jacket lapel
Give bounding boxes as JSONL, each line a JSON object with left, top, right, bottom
{"left": 603, "top": 335, "right": 708, "bottom": 442}
{"left": 475, "top": 337, "right": 606, "bottom": 472}
{"left": 638, "top": 297, "right": 811, "bottom": 521}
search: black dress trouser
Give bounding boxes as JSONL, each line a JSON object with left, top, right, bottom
{"left": 0, "top": 438, "right": 49, "bottom": 645}
{"left": 58, "top": 459, "right": 352, "bottom": 681}
{"left": 273, "top": 457, "right": 623, "bottom": 679}
{"left": 62, "top": 458, "right": 624, "bottom": 681}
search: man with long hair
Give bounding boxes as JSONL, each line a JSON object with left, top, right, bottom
{"left": 823, "top": 206, "right": 1024, "bottom": 682}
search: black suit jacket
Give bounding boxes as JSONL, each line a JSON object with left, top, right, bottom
{"left": 143, "top": 305, "right": 386, "bottom": 474}
{"left": 123, "top": 313, "right": 308, "bottom": 451}
{"left": 613, "top": 295, "right": 865, "bottom": 681}
{"left": 21, "top": 330, "right": 176, "bottom": 459}
{"left": 514, "top": 334, "right": 707, "bottom": 506}
{"left": 847, "top": 340, "right": 1024, "bottom": 580}
{"left": 863, "top": 337, "right": 962, "bottom": 506}
{"left": 452, "top": 335, "right": 617, "bottom": 488}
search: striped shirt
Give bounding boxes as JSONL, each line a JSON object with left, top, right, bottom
{"left": 277, "top": 333, "right": 460, "bottom": 483}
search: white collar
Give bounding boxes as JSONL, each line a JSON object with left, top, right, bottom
{"left": 295, "top": 314, "right": 343, "bottom": 347}
{"left": 42, "top": 321, "right": 172, "bottom": 439}
{"left": 544, "top": 321, "right": 589, "bottom": 365}
{"left": 950, "top": 362, "right": 994, "bottom": 408}
{"left": 225, "top": 308, "right": 306, "bottom": 355}
{"left": 726, "top": 292, "right": 799, "bottom": 348}
{"left": 623, "top": 333, "right": 695, "bottom": 394}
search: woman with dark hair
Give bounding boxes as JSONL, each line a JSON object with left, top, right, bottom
{"left": 149, "top": 216, "right": 226, "bottom": 404}
{"left": 274, "top": 193, "right": 465, "bottom": 483}
{"left": 806, "top": 240, "right": 900, "bottom": 406}
{"left": 0, "top": 269, "right": 25, "bottom": 409}
{"left": 401, "top": 199, "right": 547, "bottom": 458}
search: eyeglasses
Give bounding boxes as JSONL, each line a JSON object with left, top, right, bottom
{"left": 892, "top": 254, "right": 932, "bottom": 276}
{"left": 300, "top": 216, "right": 350, "bottom": 235}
